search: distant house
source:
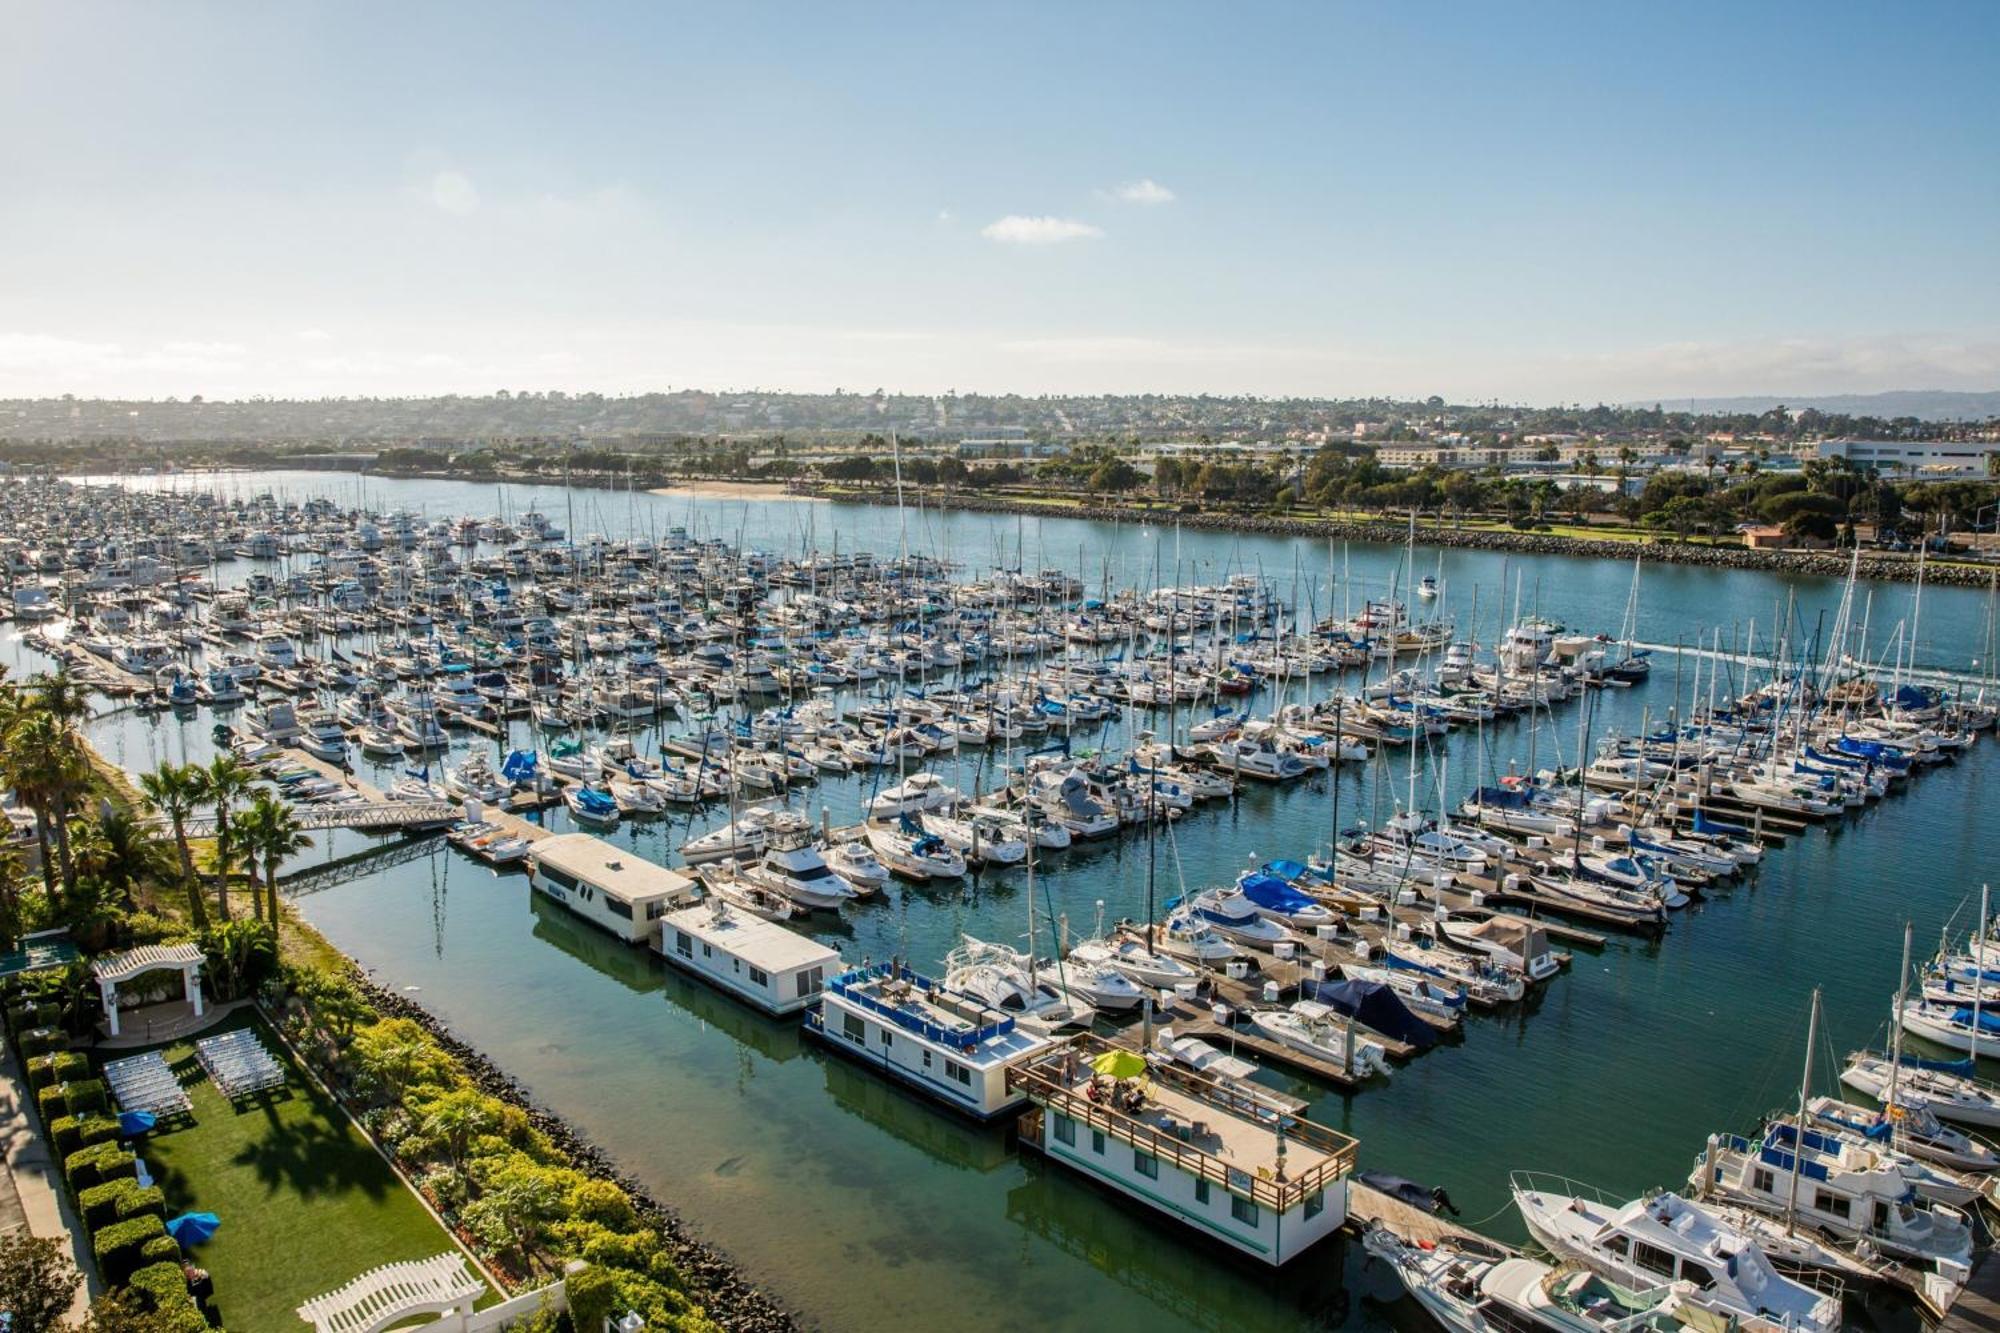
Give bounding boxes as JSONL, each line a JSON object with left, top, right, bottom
{"left": 1740, "top": 525, "right": 1788, "bottom": 550}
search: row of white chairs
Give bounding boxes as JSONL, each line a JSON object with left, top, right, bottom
{"left": 103, "top": 1051, "right": 192, "bottom": 1117}
{"left": 194, "top": 1029, "right": 286, "bottom": 1099}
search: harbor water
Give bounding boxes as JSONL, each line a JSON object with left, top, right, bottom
{"left": 36, "top": 470, "right": 2000, "bottom": 1331}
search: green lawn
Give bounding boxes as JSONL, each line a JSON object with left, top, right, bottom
{"left": 112, "top": 1010, "right": 492, "bottom": 1331}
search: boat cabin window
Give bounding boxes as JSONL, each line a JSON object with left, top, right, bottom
{"left": 543, "top": 866, "right": 580, "bottom": 893}
{"left": 1134, "top": 1151, "right": 1158, "bottom": 1179}
{"left": 1304, "top": 1190, "right": 1324, "bottom": 1220}
{"left": 605, "top": 898, "right": 633, "bottom": 921}
{"left": 701, "top": 943, "right": 712, "bottom": 958}
{"left": 842, "top": 1013, "right": 866, "bottom": 1044}
{"left": 1091, "top": 1130, "right": 1105, "bottom": 1155}
{"left": 749, "top": 967, "right": 769, "bottom": 987}
{"left": 796, "top": 967, "right": 823, "bottom": 999}
{"left": 1053, "top": 1115, "right": 1075, "bottom": 1147}
{"left": 1603, "top": 1235, "right": 1629, "bottom": 1257}
{"left": 1231, "top": 1196, "right": 1260, "bottom": 1228}
{"left": 675, "top": 932, "right": 693, "bottom": 958}
{"left": 878, "top": 1028, "right": 893, "bottom": 1048}
{"left": 1632, "top": 1241, "right": 1676, "bottom": 1278}
{"left": 1813, "top": 1190, "right": 1850, "bottom": 1221}
{"left": 1195, "top": 1178, "right": 1210, "bottom": 1205}
{"left": 1751, "top": 1167, "right": 1775, "bottom": 1194}
{"left": 943, "top": 1059, "right": 972, "bottom": 1087}
{"left": 1679, "top": 1260, "right": 1714, "bottom": 1289}
{"left": 647, "top": 901, "right": 667, "bottom": 921}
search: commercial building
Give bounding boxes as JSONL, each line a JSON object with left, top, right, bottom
{"left": 1816, "top": 439, "right": 2000, "bottom": 479}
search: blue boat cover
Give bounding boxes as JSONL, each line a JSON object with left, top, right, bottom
{"left": 1238, "top": 873, "right": 1319, "bottom": 916}
{"left": 1299, "top": 979, "right": 1437, "bottom": 1051}
{"left": 1262, "top": 858, "right": 1310, "bottom": 881}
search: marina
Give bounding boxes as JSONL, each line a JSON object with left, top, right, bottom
{"left": 16, "top": 468, "right": 2000, "bottom": 1332}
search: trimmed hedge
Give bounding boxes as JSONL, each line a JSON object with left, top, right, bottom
{"left": 138, "top": 1234, "right": 182, "bottom": 1265}
{"left": 64, "top": 1141, "right": 136, "bottom": 1191}
{"left": 48, "top": 1111, "right": 120, "bottom": 1159}
{"left": 127, "top": 1262, "right": 208, "bottom": 1333}
{"left": 26, "top": 1053, "right": 57, "bottom": 1091}
{"left": 18, "top": 1026, "right": 63, "bottom": 1057}
{"left": 36, "top": 1076, "right": 107, "bottom": 1120}
{"left": 94, "top": 1212, "right": 167, "bottom": 1286}
{"left": 52, "top": 1051, "right": 90, "bottom": 1083}
{"left": 79, "top": 1178, "right": 166, "bottom": 1229}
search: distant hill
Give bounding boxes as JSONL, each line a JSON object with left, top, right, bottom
{"left": 1643, "top": 390, "right": 2000, "bottom": 421}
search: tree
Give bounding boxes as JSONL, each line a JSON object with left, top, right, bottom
{"left": 0, "top": 1233, "right": 80, "bottom": 1333}
{"left": 75, "top": 808, "right": 167, "bottom": 911}
{"left": 5, "top": 710, "right": 89, "bottom": 902}
{"left": 199, "top": 755, "right": 256, "bottom": 921}
{"left": 1088, "top": 458, "right": 1140, "bottom": 493}
{"left": 236, "top": 791, "right": 311, "bottom": 934}
{"left": 138, "top": 762, "right": 208, "bottom": 929}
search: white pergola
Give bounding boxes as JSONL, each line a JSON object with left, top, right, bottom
{"left": 91, "top": 942, "right": 206, "bottom": 1037}
{"left": 296, "top": 1253, "right": 483, "bottom": 1333}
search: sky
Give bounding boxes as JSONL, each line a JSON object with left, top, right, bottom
{"left": 2, "top": 0, "right": 1997, "bottom": 405}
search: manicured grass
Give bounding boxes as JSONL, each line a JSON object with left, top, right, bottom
{"left": 113, "top": 1010, "right": 491, "bottom": 1330}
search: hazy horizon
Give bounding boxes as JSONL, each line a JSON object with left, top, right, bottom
{"left": 5, "top": 2, "right": 1996, "bottom": 405}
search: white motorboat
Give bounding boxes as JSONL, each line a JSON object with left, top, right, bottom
{"left": 864, "top": 819, "right": 967, "bottom": 881}
{"left": 1245, "top": 1000, "right": 1391, "bottom": 1078}
{"left": 921, "top": 809, "right": 1027, "bottom": 867}
{"left": 1841, "top": 1049, "right": 2000, "bottom": 1129}
{"left": 867, "top": 771, "right": 961, "bottom": 820}
{"left": 824, "top": 840, "right": 890, "bottom": 894}
{"left": 1035, "top": 953, "right": 1142, "bottom": 1012}
{"left": 1510, "top": 1173, "right": 1842, "bottom": 1333}
{"left": 1076, "top": 932, "right": 1197, "bottom": 990}
{"left": 944, "top": 936, "right": 1095, "bottom": 1035}
{"left": 681, "top": 806, "right": 777, "bottom": 865}
{"left": 1173, "top": 886, "right": 1290, "bottom": 950}
{"left": 738, "top": 829, "right": 858, "bottom": 911}
{"left": 1364, "top": 1226, "right": 1685, "bottom": 1332}
{"left": 1155, "top": 906, "right": 1240, "bottom": 963}
{"left": 1438, "top": 914, "right": 1561, "bottom": 983}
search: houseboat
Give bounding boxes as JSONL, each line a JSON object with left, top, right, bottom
{"left": 656, "top": 899, "right": 839, "bottom": 1016}
{"left": 1009, "top": 1033, "right": 1357, "bottom": 1265}
{"left": 805, "top": 961, "right": 1055, "bottom": 1120}
{"left": 527, "top": 833, "right": 698, "bottom": 944}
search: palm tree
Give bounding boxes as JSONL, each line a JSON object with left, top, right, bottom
{"left": 8, "top": 711, "right": 89, "bottom": 901}
{"left": 237, "top": 792, "right": 311, "bottom": 937}
{"left": 29, "top": 668, "right": 91, "bottom": 733}
{"left": 76, "top": 808, "right": 168, "bottom": 911}
{"left": 201, "top": 755, "right": 254, "bottom": 921}
{"left": 138, "top": 761, "right": 209, "bottom": 929}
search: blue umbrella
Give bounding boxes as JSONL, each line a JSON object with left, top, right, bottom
{"left": 166, "top": 1212, "right": 220, "bottom": 1246}
{"left": 116, "top": 1110, "right": 157, "bottom": 1137}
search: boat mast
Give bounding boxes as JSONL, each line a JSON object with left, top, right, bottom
{"left": 1975, "top": 883, "right": 1989, "bottom": 1063}
{"left": 1889, "top": 919, "right": 1911, "bottom": 1122}
{"left": 1785, "top": 985, "right": 1821, "bottom": 1235}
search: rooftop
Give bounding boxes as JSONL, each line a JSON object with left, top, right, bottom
{"left": 665, "top": 900, "right": 842, "bottom": 970}
{"left": 530, "top": 834, "right": 698, "bottom": 904}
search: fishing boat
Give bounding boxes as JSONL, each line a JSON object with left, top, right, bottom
{"left": 1170, "top": 886, "right": 1290, "bottom": 950}
{"left": 737, "top": 827, "right": 858, "bottom": 911}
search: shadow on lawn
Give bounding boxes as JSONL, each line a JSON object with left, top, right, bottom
{"left": 227, "top": 1092, "right": 398, "bottom": 1202}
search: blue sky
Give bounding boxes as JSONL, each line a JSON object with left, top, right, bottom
{"left": 2, "top": 1, "right": 1996, "bottom": 402}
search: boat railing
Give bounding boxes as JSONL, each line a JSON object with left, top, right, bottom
{"left": 826, "top": 962, "right": 1017, "bottom": 1049}
{"left": 1007, "top": 1035, "right": 1357, "bottom": 1212}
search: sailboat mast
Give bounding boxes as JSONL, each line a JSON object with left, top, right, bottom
{"left": 1785, "top": 986, "right": 1821, "bottom": 1235}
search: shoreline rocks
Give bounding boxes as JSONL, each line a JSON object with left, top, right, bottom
{"left": 348, "top": 974, "right": 801, "bottom": 1333}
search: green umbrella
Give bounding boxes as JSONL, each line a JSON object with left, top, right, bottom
{"left": 1090, "top": 1049, "right": 1147, "bottom": 1080}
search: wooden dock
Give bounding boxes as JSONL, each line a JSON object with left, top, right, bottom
{"left": 1941, "top": 1253, "right": 2000, "bottom": 1333}
{"left": 1345, "top": 1179, "right": 1508, "bottom": 1251}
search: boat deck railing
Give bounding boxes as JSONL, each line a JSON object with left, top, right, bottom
{"left": 1007, "top": 1034, "right": 1357, "bottom": 1212}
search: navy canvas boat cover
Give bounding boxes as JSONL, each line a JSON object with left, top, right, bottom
{"left": 1300, "top": 978, "right": 1437, "bottom": 1050}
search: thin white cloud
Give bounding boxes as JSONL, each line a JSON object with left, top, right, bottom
{"left": 295, "top": 328, "right": 331, "bottom": 342}
{"left": 429, "top": 170, "right": 479, "bottom": 215}
{"left": 1113, "top": 178, "right": 1175, "bottom": 205}
{"left": 980, "top": 215, "right": 1103, "bottom": 245}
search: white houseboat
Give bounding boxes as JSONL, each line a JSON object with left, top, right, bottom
{"left": 805, "top": 961, "right": 1054, "bottom": 1120}
{"left": 527, "top": 833, "right": 698, "bottom": 944}
{"left": 657, "top": 899, "right": 838, "bottom": 1016}
{"left": 1009, "top": 1033, "right": 1356, "bottom": 1265}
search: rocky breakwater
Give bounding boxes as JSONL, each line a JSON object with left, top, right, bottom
{"left": 353, "top": 974, "right": 799, "bottom": 1333}
{"left": 798, "top": 486, "right": 1997, "bottom": 588}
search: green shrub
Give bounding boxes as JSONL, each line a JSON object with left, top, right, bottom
{"left": 93, "top": 1212, "right": 166, "bottom": 1285}
{"left": 80, "top": 1178, "right": 135, "bottom": 1230}
{"left": 139, "top": 1234, "right": 182, "bottom": 1266}
{"left": 117, "top": 1184, "right": 165, "bottom": 1223}
{"left": 63, "top": 1077, "right": 107, "bottom": 1115}
{"left": 49, "top": 1110, "right": 117, "bottom": 1160}
{"left": 127, "top": 1260, "right": 208, "bottom": 1330}
{"left": 52, "top": 1051, "right": 89, "bottom": 1082}
{"left": 64, "top": 1141, "right": 135, "bottom": 1191}
{"left": 37, "top": 1084, "right": 66, "bottom": 1120}
{"left": 18, "top": 1026, "right": 63, "bottom": 1057}
{"left": 26, "top": 1053, "right": 57, "bottom": 1091}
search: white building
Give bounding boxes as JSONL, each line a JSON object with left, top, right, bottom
{"left": 657, "top": 900, "right": 838, "bottom": 1016}
{"left": 527, "top": 834, "right": 699, "bottom": 944}
{"left": 1817, "top": 438, "right": 2000, "bottom": 479}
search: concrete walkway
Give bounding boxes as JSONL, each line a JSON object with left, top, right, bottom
{"left": 0, "top": 1038, "right": 100, "bottom": 1321}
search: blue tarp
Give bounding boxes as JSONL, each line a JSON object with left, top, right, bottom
{"left": 501, "top": 749, "right": 538, "bottom": 782}
{"left": 1237, "top": 873, "right": 1321, "bottom": 918}
{"left": 1299, "top": 978, "right": 1437, "bottom": 1051}
{"left": 117, "top": 1110, "right": 156, "bottom": 1136}
{"left": 1262, "top": 858, "right": 1310, "bottom": 881}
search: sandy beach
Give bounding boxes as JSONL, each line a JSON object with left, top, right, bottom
{"left": 648, "top": 480, "right": 821, "bottom": 501}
